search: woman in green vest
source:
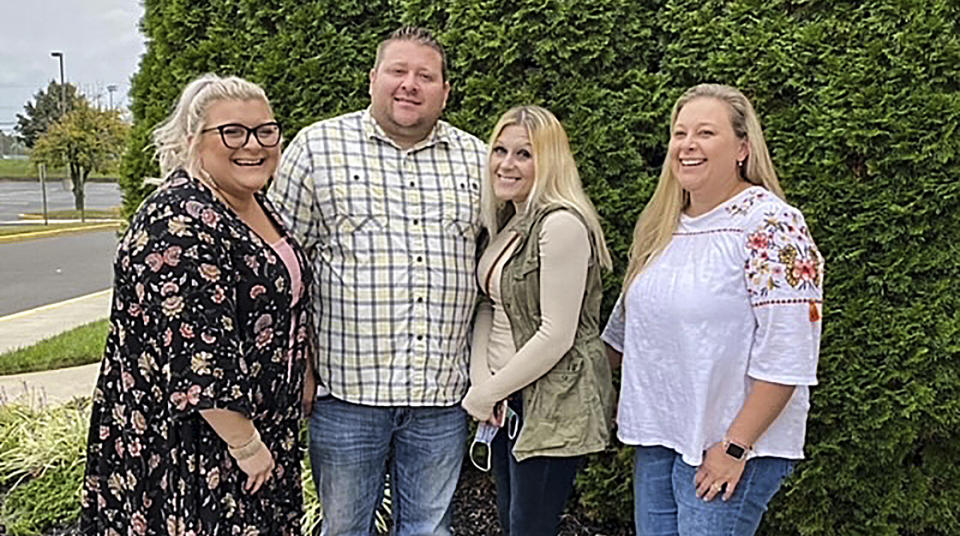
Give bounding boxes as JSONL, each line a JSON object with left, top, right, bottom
{"left": 461, "top": 105, "right": 616, "bottom": 535}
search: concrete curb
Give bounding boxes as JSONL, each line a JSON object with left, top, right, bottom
{"left": 0, "top": 362, "right": 100, "bottom": 407}
{"left": 0, "top": 222, "right": 122, "bottom": 244}
{"left": 0, "top": 290, "right": 112, "bottom": 406}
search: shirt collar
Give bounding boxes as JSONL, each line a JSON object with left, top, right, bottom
{"left": 361, "top": 106, "right": 453, "bottom": 152}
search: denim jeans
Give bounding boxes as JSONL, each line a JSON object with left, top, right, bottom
{"left": 308, "top": 396, "right": 468, "bottom": 536}
{"left": 633, "top": 446, "right": 795, "bottom": 536}
{"left": 490, "top": 397, "right": 584, "bottom": 536}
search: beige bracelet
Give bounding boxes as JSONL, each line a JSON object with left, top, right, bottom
{"left": 227, "top": 429, "right": 263, "bottom": 461}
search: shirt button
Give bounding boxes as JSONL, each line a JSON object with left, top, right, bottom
{"left": 409, "top": 181, "right": 415, "bottom": 187}
{"left": 416, "top": 297, "right": 424, "bottom": 303}
{"left": 416, "top": 335, "right": 424, "bottom": 341}
{"left": 416, "top": 256, "right": 423, "bottom": 262}
{"left": 413, "top": 219, "right": 419, "bottom": 225}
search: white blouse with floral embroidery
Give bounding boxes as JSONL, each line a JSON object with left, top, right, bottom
{"left": 603, "top": 186, "right": 824, "bottom": 466}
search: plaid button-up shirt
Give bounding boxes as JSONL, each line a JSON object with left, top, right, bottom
{"left": 268, "top": 109, "right": 486, "bottom": 406}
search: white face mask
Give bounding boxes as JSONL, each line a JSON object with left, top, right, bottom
{"left": 468, "top": 401, "right": 519, "bottom": 472}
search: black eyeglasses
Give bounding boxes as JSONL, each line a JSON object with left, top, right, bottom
{"left": 201, "top": 122, "right": 282, "bottom": 149}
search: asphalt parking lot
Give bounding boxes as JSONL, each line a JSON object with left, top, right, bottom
{"left": 0, "top": 180, "right": 123, "bottom": 223}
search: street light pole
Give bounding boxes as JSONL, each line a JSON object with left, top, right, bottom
{"left": 107, "top": 84, "right": 118, "bottom": 110}
{"left": 50, "top": 51, "right": 65, "bottom": 114}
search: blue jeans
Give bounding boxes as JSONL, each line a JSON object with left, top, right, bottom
{"left": 490, "top": 397, "right": 583, "bottom": 535}
{"left": 308, "top": 396, "right": 468, "bottom": 536}
{"left": 633, "top": 446, "right": 795, "bottom": 536}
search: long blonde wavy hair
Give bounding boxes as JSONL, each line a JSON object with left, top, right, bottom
{"left": 623, "top": 84, "right": 785, "bottom": 295}
{"left": 151, "top": 73, "right": 272, "bottom": 179}
{"left": 481, "top": 105, "right": 612, "bottom": 270}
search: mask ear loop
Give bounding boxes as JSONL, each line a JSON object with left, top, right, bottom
{"left": 470, "top": 421, "right": 500, "bottom": 472}
{"left": 506, "top": 405, "right": 520, "bottom": 440}
{"left": 469, "top": 439, "right": 492, "bottom": 472}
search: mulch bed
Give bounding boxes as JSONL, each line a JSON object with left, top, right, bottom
{"left": 451, "top": 461, "right": 633, "bottom": 536}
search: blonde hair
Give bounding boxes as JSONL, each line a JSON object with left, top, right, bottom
{"left": 151, "top": 73, "right": 272, "bottom": 178}
{"left": 623, "top": 83, "right": 785, "bottom": 295}
{"left": 481, "top": 105, "right": 612, "bottom": 270}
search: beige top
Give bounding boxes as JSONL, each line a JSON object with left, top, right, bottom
{"left": 462, "top": 206, "right": 591, "bottom": 419}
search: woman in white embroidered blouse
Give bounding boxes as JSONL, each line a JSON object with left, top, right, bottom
{"left": 602, "top": 84, "right": 824, "bottom": 535}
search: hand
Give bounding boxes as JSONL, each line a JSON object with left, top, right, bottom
{"left": 695, "top": 442, "right": 746, "bottom": 502}
{"left": 235, "top": 442, "right": 275, "bottom": 495}
{"left": 302, "top": 370, "right": 316, "bottom": 417}
{"left": 483, "top": 400, "right": 507, "bottom": 428}
{"left": 461, "top": 386, "right": 495, "bottom": 422}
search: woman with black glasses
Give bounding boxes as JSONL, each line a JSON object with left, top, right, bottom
{"left": 81, "top": 74, "right": 314, "bottom": 535}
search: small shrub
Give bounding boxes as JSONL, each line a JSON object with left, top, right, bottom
{"left": 0, "top": 399, "right": 89, "bottom": 535}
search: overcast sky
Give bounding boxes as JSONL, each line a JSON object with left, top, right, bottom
{"left": 0, "top": 0, "right": 146, "bottom": 134}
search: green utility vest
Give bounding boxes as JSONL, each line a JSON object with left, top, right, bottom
{"left": 489, "top": 203, "right": 615, "bottom": 461}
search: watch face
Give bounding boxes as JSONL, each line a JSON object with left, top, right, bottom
{"left": 725, "top": 442, "right": 746, "bottom": 460}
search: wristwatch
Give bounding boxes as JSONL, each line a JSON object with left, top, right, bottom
{"left": 723, "top": 439, "right": 751, "bottom": 461}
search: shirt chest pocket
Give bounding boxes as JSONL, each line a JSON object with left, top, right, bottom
{"left": 329, "top": 168, "right": 387, "bottom": 218}
{"left": 439, "top": 163, "right": 481, "bottom": 226}
{"left": 439, "top": 173, "right": 480, "bottom": 240}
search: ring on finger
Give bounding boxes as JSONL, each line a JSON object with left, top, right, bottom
{"left": 712, "top": 482, "right": 724, "bottom": 492}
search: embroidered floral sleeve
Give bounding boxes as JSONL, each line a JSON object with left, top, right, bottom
{"left": 138, "top": 196, "right": 253, "bottom": 419}
{"left": 742, "top": 201, "right": 824, "bottom": 385}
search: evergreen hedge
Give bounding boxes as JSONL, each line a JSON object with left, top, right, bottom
{"left": 121, "top": 1, "right": 960, "bottom": 534}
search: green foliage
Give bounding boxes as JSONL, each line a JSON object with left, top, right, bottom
{"left": 14, "top": 81, "right": 85, "bottom": 148}
{"left": 121, "top": 0, "right": 960, "bottom": 533}
{"left": 1, "top": 462, "right": 85, "bottom": 536}
{"left": 0, "top": 399, "right": 90, "bottom": 535}
{"left": 0, "top": 319, "right": 109, "bottom": 375}
{"left": 31, "top": 102, "right": 130, "bottom": 210}
{"left": 0, "top": 132, "right": 26, "bottom": 156}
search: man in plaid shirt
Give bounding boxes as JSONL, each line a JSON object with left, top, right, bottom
{"left": 268, "top": 26, "right": 486, "bottom": 535}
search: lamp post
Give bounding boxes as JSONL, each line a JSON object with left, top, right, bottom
{"left": 50, "top": 51, "right": 65, "bottom": 114}
{"left": 107, "top": 84, "right": 118, "bottom": 110}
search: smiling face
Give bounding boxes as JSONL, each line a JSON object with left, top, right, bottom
{"left": 369, "top": 39, "right": 450, "bottom": 148}
{"left": 669, "top": 97, "right": 748, "bottom": 202}
{"left": 490, "top": 124, "right": 536, "bottom": 204}
{"left": 196, "top": 98, "right": 279, "bottom": 200}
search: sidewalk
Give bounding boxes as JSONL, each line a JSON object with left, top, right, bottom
{"left": 0, "top": 290, "right": 111, "bottom": 406}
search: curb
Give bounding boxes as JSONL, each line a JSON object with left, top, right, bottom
{"left": 0, "top": 222, "right": 122, "bottom": 244}
{"left": 0, "top": 289, "right": 113, "bottom": 324}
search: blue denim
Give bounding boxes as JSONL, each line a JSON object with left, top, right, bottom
{"left": 633, "top": 446, "right": 795, "bottom": 536}
{"left": 308, "top": 396, "right": 468, "bottom": 536}
{"left": 490, "top": 397, "right": 584, "bottom": 536}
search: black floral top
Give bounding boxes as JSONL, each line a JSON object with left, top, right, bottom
{"left": 81, "top": 170, "right": 312, "bottom": 535}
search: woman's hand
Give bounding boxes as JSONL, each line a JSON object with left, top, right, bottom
{"left": 461, "top": 386, "right": 495, "bottom": 422}
{"left": 695, "top": 442, "right": 746, "bottom": 502}
{"left": 235, "top": 442, "right": 275, "bottom": 495}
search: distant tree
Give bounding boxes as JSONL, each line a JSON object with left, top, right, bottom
{"left": 15, "top": 80, "right": 85, "bottom": 148}
{"left": 31, "top": 102, "right": 129, "bottom": 211}
{"left": 0, "top": 131, "right": 27, "bottom": 156}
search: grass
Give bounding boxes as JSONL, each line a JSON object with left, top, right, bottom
{"left": 0, "top": 158, "right": 112, "bottom": 180}
{"left": 0, "top": 222, "right": 121, "bottom": 239}
{"left": 0, "top": 320, "right": 108, "bottom": 375}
